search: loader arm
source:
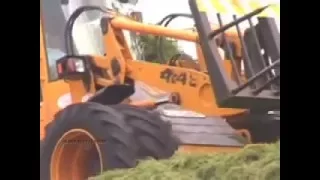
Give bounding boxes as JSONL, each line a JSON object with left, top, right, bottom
{"left": 82, "top": 15, "right": 246, "bottom": 117}
{"left": 70, "top": 6, "right": 279, "bottom": 115}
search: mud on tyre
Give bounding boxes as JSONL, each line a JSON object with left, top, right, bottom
{"left": 40, "top": 102, "right": 138, "bottom": 180}
{"left": 111, "top": 104, "right": 180, "bottom": 160}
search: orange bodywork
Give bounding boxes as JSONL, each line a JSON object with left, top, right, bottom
{"left": 93, "top": 16, "right": 246, "bottom": 116}
{"left": 40, "top": 12, "right": 246, "bottom": 149}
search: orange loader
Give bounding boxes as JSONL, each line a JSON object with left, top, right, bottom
{"left": 40, "top": 0, "right": 280, "bottom": 179}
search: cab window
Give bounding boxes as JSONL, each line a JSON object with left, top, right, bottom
{"left": 41, "top": 0, "right": 106, "bottom": 81}
{"left": 41, "top": 0, "right": 67, "bottom": 81}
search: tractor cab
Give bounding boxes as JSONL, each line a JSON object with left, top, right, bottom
{"left": 40, "top": 0, "right": 144, "bottom": 140}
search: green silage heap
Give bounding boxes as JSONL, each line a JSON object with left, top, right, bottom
{"left": 92, "top": 141, "right": 280, "bottom": 180}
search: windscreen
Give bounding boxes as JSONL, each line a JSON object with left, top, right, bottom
{"left": 41, "top": 0, "right": 67, "bottom": 80}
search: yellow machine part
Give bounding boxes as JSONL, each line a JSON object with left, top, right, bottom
{"left": 196, "top": 0, "right": 280, "bottom": 30}
{"left": 196, "top": 0, "right": 280, "bottom": 17}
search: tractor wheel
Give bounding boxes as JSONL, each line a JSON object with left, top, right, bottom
{"left": 111, "top": 104, "right": 180, "bottom": 160}
{"left": 40, "top": 102, "right": 138, "bottom": 180}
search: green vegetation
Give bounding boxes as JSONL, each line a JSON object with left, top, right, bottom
{"left": 137, "top": 35, "right": 180, "bottom": 63}
{"left": 92, "top": 141, "right": 280, "bottom": 180}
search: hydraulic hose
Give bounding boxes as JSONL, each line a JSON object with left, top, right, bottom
{"left": 65, "top": 7, "right": 193, "bottom": 62}
{"left": 154, "top": 13, "right": 193, "bottom": 63}
{"left": 64, "top": 6, "right": 107, "bottom": 55}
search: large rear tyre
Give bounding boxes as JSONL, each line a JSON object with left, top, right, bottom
{"left": 112, "top": 104, "right": 180, "bottom": 160}
{"left": 40, "top": 102, "right": 138, "bottom": 180}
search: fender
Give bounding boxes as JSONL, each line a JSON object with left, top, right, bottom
{"left": 88, "top": 84, "right": 134, "bottom": 105}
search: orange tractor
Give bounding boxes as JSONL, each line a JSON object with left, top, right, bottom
{"left": 40, "top": 0, "right": 280, "bottom": 179}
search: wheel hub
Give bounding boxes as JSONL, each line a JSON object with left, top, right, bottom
{"left": 50, "top": 129, "right": 103, "bottom": 180}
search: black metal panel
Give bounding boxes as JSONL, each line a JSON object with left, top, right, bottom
{"left": 188, "top": 0, "right": 236, "bottom": 104}
{"left": 256, "top": 18, "right": 280, "bottom": 88}
{"left": 257, "top": 17, "right": 280, "bottom": 61}
{"left": 157, "top": 104, "right": 246, "bottom": 147}
{"left": 244, "top": 27, "right": 270, "bottom": 86}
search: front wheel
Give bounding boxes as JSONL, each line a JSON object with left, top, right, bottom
{"left": 40, "top": 102, "right": 138, "bottom": 180}
{"left": 112, "top": 104, "right": 180, "bottom": 160}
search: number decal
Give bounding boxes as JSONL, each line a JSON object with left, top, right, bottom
{"left": 160, "top": 68, "right": 197, "bottom": 87}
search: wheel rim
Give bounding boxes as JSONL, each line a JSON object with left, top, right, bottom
{"left": 50, "top": 129, "right": 103, "bottom": 180}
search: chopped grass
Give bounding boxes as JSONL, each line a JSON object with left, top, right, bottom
{"left": 92, "top": 141, "right": 280, "bottom": 180}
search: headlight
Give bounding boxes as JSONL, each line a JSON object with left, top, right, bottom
{"left": 56, "top": 55, "right": 90, "bottom": 80}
